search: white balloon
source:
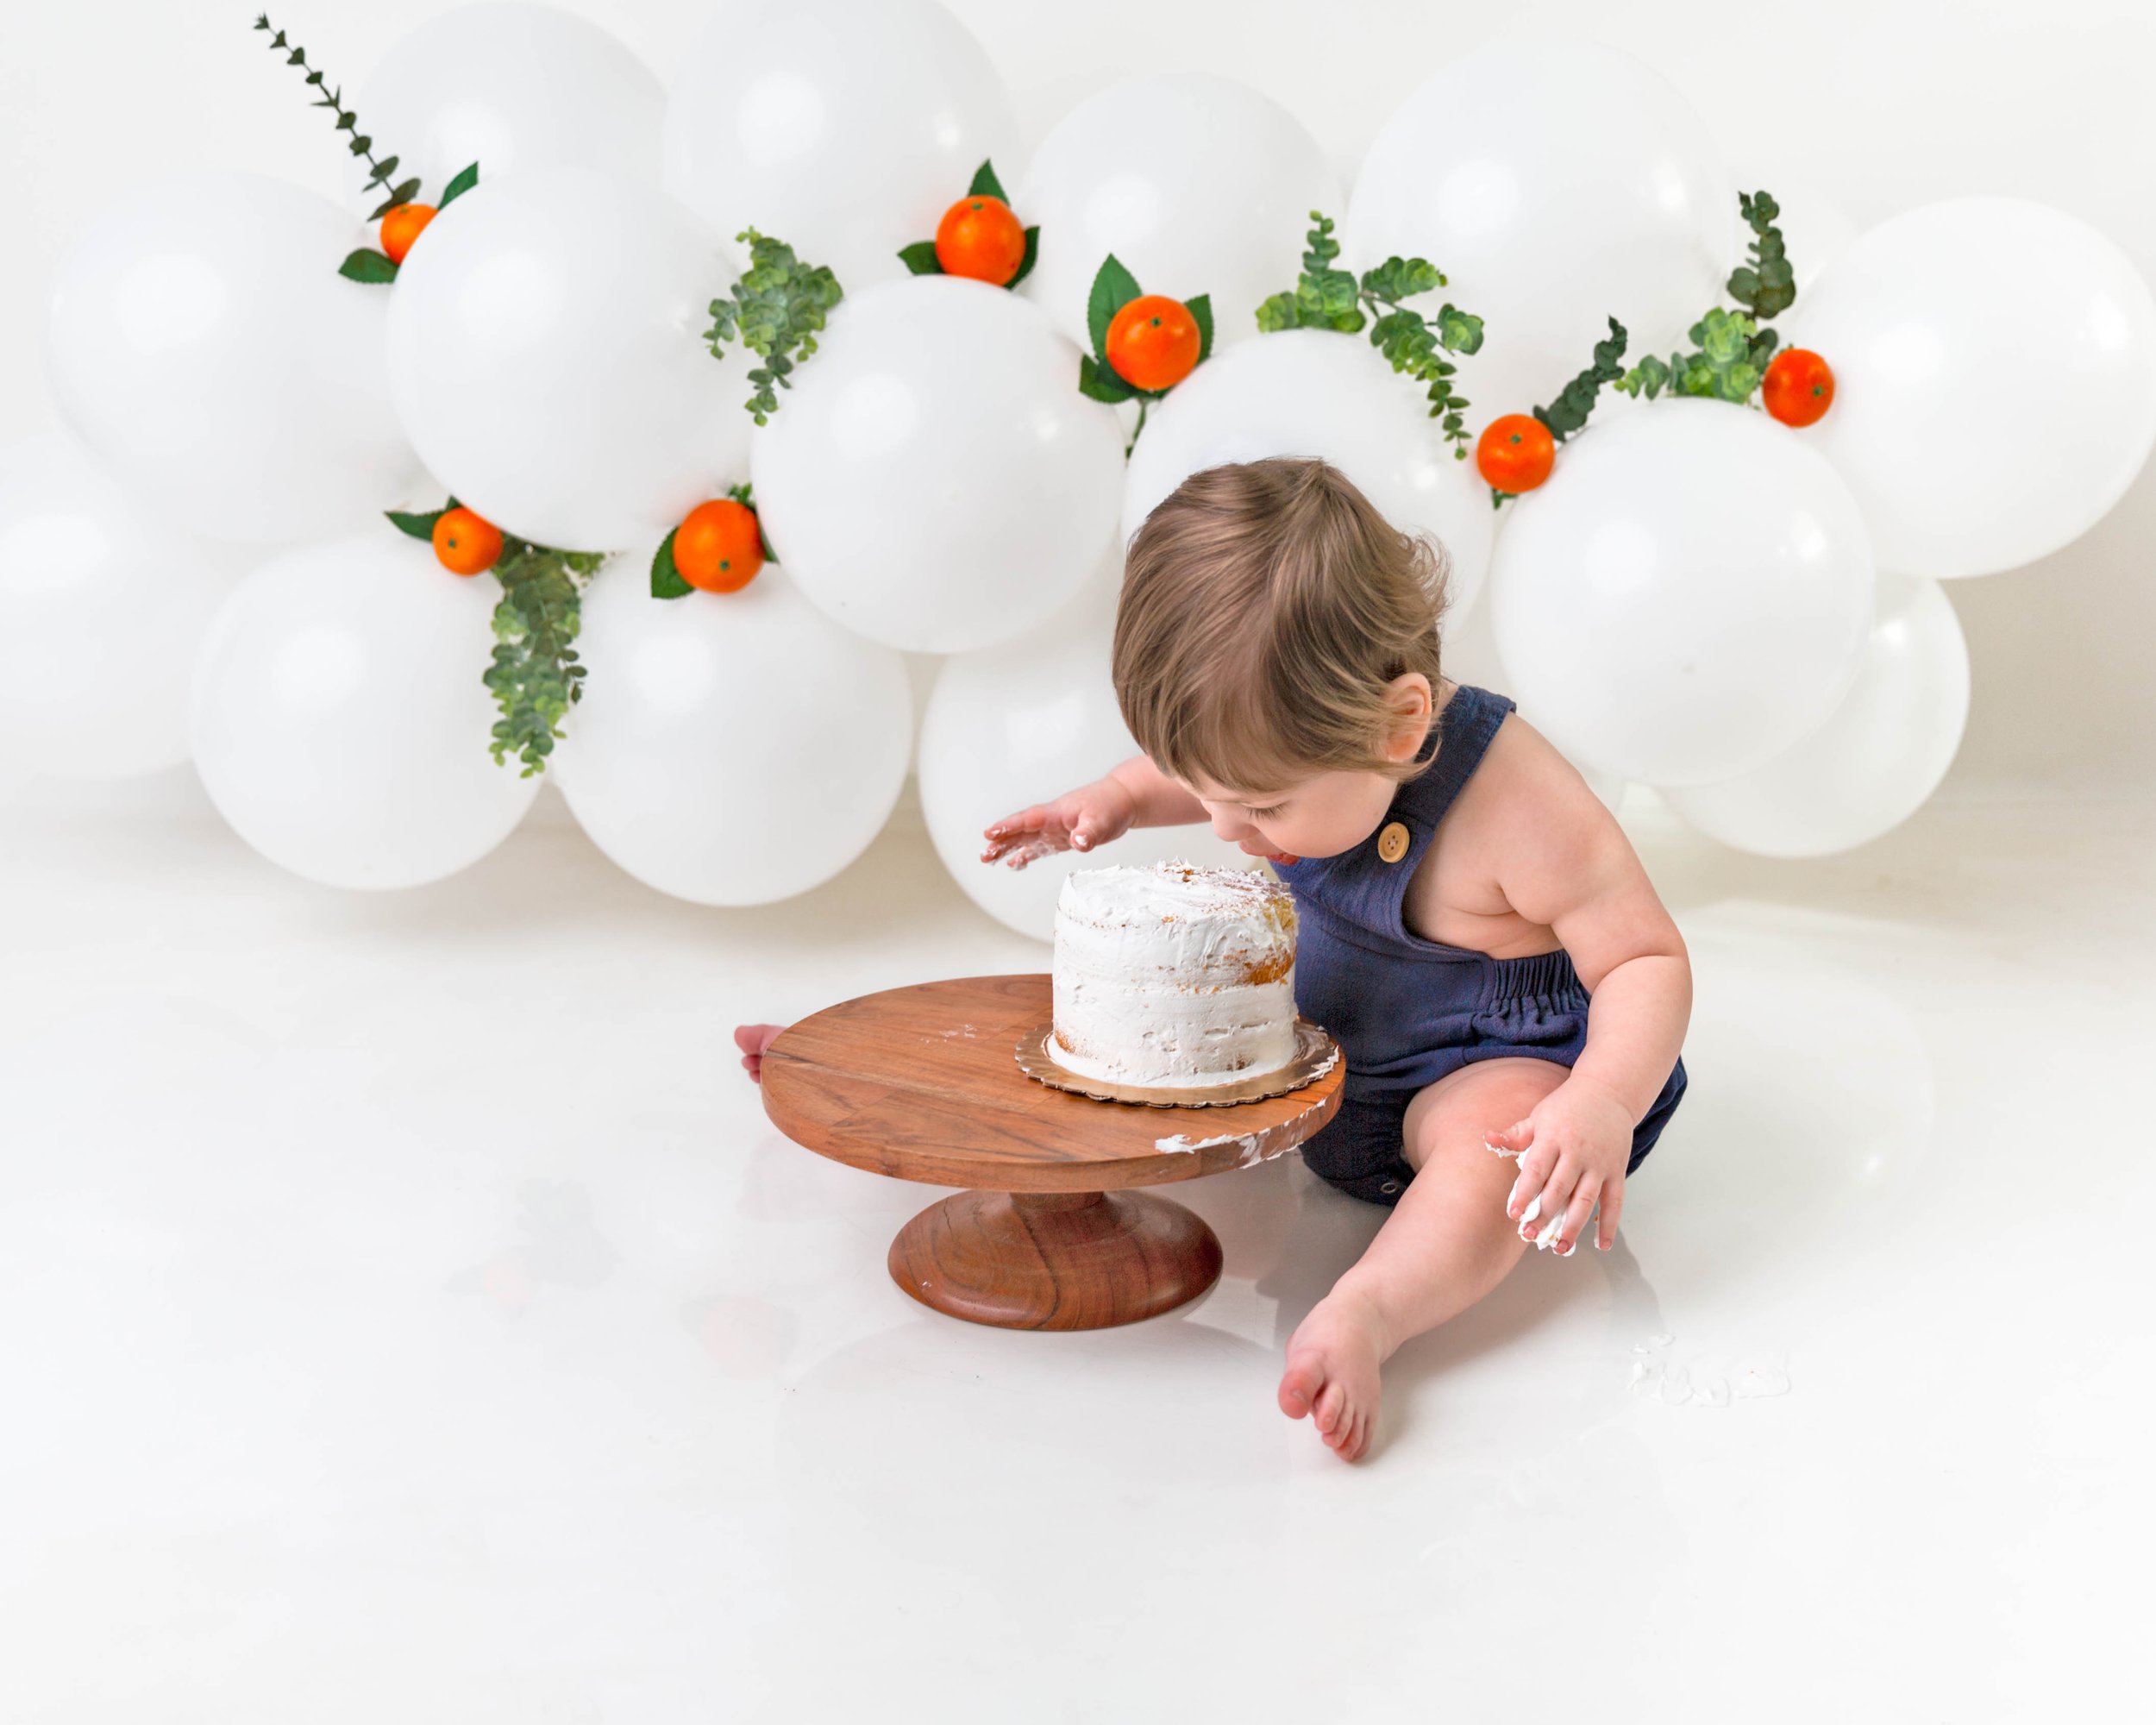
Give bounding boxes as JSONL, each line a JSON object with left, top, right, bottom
{"left": 1013, "top": 72, "right": 1339, "bottom": 354}
{"left": 346, "top": 3, "right": 663, "bottom": 211}
{"left": 749, "top": 274, "right": 1125, "bottom": 654}
{"left": 1346, "top": 38, "right": 1734, "bottom": 440}
{"left": 664, "top": 0, "right": 1020, "bottom": 295}
{"left": 1663, "top": 571, "right": 1970, "bottom": 856}
{"left": 46, "top": 172, "right": 420, "bottom": 543}
{"left": 1781, "top": 196, "right": 2156, "bottom": 579}
{"left": 1438, "top": 587, "right": 1625, "bottom": 814}
{"left": 554, "top": 556, "right": 912, "bottom": 906}
{"left": 0, "top": 434, "right": 251, "bottom": 779}
{"left": 190, "top": 532, "right": 540, "bottom": 888}
{"left": 918, "top": 561, "right": 1270, "bottom": 942}
{"left": 1490, "top": 398, "right": 1875, "bottom": 787}
{"left": 1120, "top": 328, "right": 1494, "bottom": 615}
{"left": 385, "top": 168, "right": 751, "bottom": 551}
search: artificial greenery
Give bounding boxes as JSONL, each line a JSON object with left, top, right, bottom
{"left": 385, "top": 505, "right": 602, "bottom": 775}
{"left": 651, "top": 482, "right": 775, "bottom": 599}
{"left": 1727, "top": 191, "right": 1796, "bottom": 322}
{"left": 1075, "top": 254, "right": 1214, "bottom": 453}
{"left": 705, "top": 229, "right": 844, "bottom": 423}
{"left": 1615, "top": 190, "right": 1795, "bottom": 405}
{"left": 1488, "top": 317, "right": 1631, "bottom": 507}
{"left": 897, "top": 160, "right": 1039, "bottom": 286}
{"left": 1535, "top": 317, "right": 1630, "bottom": 443}
{"left": 1257, "top": 211, "right": 1484, "bottom": 456}
{"left": 253, "top": 16, "right": 476, "bottom": 285}
{"left": 486, "top": 542, "right": 604, "bottom": 775}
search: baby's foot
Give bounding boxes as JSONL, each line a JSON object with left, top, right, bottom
{"left": 733, "top": 1023, "right": 787, "bottom": 1084}
{"left": 1277, "top": 1287, "right": 1388, "bottom": 1463}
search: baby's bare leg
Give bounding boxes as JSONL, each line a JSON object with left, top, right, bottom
{"left": 1278, "top": 1057, "right": 1570, "bottom": 1461}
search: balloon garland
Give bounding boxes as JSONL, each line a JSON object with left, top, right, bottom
{"left": 7, "top": 2, "right": 2155, "bottom": 909}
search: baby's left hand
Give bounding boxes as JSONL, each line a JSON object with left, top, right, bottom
{"left": 1484, "top": 1077, "right": 1636, "bottom": 1255}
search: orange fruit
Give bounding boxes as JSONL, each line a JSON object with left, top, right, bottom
{"left": 433, "top": 506, "right": 503, "bottom": 575}
{"left": 379, "top": 203, "right": 437, "bottom": 265}
{"left": 934, "top": 195, "right": 1028, "bottom": 285}
{"left": 674, "top": 499, "right": 764, "bottom": 593}
{"left": 1106, "top": 295, "right": 1200, "bottom": 392}
{"left": 1763, "top": 348, "right": 1834, "bottom": 427}
{"left": 1476, "top": 414, "right": 1556, "bottom": 493}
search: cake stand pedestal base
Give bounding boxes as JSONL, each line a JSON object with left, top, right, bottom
{"left": 887, "top": 1188, "right": 1223, "bottom": 1332}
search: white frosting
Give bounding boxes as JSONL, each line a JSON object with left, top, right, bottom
{"left": 1487, "top": 1138, "right": 1589, "bottom": 1254}
{"left": 1049, "top": 858, "right": 1299, "bottom": 1089}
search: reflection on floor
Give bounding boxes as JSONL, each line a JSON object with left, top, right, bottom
{"left": 1, "top": 765, "right": 2148, "bottom": 1722}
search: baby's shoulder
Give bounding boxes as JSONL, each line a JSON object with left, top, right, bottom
{"left": 1451, "top": 706, "right": 1615, "bottom": 848}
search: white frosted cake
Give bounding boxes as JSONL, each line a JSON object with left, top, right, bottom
{"left": 1049, "top": 859, "right": 1300, "bottom": 1089}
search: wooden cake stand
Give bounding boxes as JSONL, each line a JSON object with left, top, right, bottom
{"left": 759, "top": 974, "right": 1344, "bottom": 1331}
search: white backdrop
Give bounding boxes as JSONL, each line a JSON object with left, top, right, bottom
{"left": 3, "top": 0, "right": 2152, "bottom": 800}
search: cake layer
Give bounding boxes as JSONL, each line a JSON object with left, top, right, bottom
{"left": 1050, "top": 860, "right": 1299, "bottom": 1089}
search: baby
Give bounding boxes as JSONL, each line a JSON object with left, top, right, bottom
{"left": 738, "top": 455, "right": 1690, "bottom": 1464}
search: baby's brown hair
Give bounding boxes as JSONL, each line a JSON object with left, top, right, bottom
{"left": 1112, "top": 456, "right": 1453, "bottom": 801}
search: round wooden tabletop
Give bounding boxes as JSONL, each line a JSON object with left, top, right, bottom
{"left": 760, "top": 973, "right": 1344, "bottom": 1195}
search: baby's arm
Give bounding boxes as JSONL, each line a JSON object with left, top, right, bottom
{"left": 981, "top": 755, "right": 1208, "bottom": 869}
{"left": 1476, "top": 722, "right": 1693, "bottom": 1250}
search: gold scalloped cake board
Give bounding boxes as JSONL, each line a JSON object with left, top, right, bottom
{"left": 1014, "top": 1018, "right": 1339, "bottom": 1109}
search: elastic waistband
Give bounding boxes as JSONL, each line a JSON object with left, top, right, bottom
{"left": 1477, "top": 947, "right": 1586, "bottom": 1009}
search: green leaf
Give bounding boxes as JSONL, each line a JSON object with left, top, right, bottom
{"left": 650, "top": 526, "right": 691, "bottom": 599}
{"left": 1369, "top": 306, "right": 1437, "bottom": 377}
{"left": 1256, "top": 211, "right": 1367, "bottom": 334}
{"left": 1086, "top": 253, "right": 1144, "bottom": 364}
{"left": 1615, "top": 354, "right": 1670, "bottom": 399}
{"left": 482, "top": 543, "right": 605, "bottom": 776}
{"left": 1186, "top": 292, "right": 1213, "bottom": 363}
{"left": 1077, "top": 353, "right": 1136, "bottom": 404}
{"left": 337, "top": 248, "right": 399, "bottom": 284}
{"left": 441, "top": 161, "right": 479, "bottom": 206}
{"left": 1432, "top": 303, "right": 1483, "bottom": 355}
{"left": 967, "top": 159, "right": 1007, "bottom": 202}
{"left": 1359, "top": 255, "right": 1444, "bottom": 302}
{"left": 1729, "top": 188, "right": 1796, "bottom": 322}
{"left": 1254, "top": 289, "right": 1300, "bottom": 333}
{"left": 385, "top": 504, "right": 446, "bottom": 539}
{"left": 1532, "top": 317, "right": 1629, "bottom": 443}
{"left": 1299, "top": 210, "right": 1341, "bottom": 277}
{"left": 704, "top": 227, "right": 845, "bottom": 423}
{"left": 896, "top": 239, "right": 944, "bottom": 275}
{"left": 1007, "top": 224, "right": 1040, "bottom": 289}
{"left": 725, "top": 481, "right": 777, "bottom": 561}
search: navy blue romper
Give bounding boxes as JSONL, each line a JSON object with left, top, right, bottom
{"left": 1273, "top": 683, "right": 1689, "bottom": 1207}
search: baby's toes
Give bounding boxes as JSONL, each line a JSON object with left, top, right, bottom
{"left": 1313, "top": 1380, "right": 1345, "bottom": 1436}
{"left": 1277, "top": 1354, "right": 1323, "bottom": 1419}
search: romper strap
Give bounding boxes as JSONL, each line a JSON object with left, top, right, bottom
{"left": 1403, "top": 684, "right": 1515, "bottom": 832}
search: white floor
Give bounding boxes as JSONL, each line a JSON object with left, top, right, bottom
{"left": 1, "top": 766, "right": 2147, "bottom": 1723}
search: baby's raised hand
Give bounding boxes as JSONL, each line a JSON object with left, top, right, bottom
{"left": 980, "top": 778, "right": 1137, "bottom": 870}
{"left": 1485, "top": 1077, "right": 1638, "bottom": 1255}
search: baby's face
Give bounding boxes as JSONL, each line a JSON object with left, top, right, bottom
{"left": 1178, "top": 764, "right": 1403, "bottom": 868}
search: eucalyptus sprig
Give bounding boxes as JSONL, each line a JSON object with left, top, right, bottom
{"left": 1614, "top": 190, "right": 1795, "bottom": 405}
{"left": 1257, "top": 212, "right": 1484, "bottom": 455}
{"left": 1727, "top": 191, "right": 1796, "bottom": 322}
{"left": 385, "top": 505, "right": 604, "bottom": 775}
{"left": 1534, "top": 317, "right": 1630, "bottom": 442}
{"left": 705, "top": 229, "right": 844, "bottom": 423}
{"left": 252, "top": 16, "right": 417, "bottom": 220}
{"left": 1616, "top": 306, "right": 1778, "bottom": 405}
{"left": 485, "top": 542, "right": 605, "bottom": 775}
